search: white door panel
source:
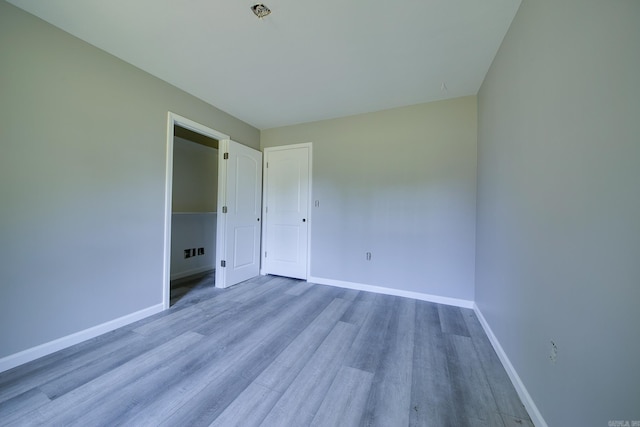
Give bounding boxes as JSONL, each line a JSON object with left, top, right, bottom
{"left": 233, "top": 226, "right": 257, "bottom": 267}
{"left": 263, "top": 144, "right": 311, "bottom": 280}
{"left": 216, "top": 140, "right": 262, "bottom": 288}
{"left": 271, "top": 225, "right": 300, "bottom": 262}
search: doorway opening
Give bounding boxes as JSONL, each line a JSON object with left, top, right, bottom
{"left": 163, "top": 113, "right": 230, "bottom": 309}
{"left": 169, "top": 126, "right": 218, "bottom": 305}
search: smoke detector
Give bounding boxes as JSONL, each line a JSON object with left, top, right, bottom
{"left": 251, "top": 4, "right": 271, "bottom": 19}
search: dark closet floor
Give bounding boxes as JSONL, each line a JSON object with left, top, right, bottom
{"left": 170, "top": 270, "right": 215, "bottom": 306}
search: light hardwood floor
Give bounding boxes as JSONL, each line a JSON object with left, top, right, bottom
{"left": 0, "top": 274, "right": 533, "bottom": 426}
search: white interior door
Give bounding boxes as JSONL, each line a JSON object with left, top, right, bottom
{"left": 262, "top": 143, "right": 311, "bottom": 280}
{"left": 216, "top": 140, "right": 262, "bottom": 288}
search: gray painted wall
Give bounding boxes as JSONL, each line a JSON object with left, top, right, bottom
{"left": 476, "top": 0, "right": 640, "bottom": 425}
{"left": 172, "top": 137, "right": 218, "bottom": 213}
{"left": 262, "top": 97, "right": 477, "bottom": 301}
{"left": 0, "top": 1, "right": 259, "bottom": 359}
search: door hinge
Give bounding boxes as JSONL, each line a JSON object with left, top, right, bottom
{"left": 223, "top": 152, "right": 229, "bottom": 160}
{"left": 221, "top": 260, "right": 226, "bottom": 267}
{"left": 264, "top": 251, "right": 267, "bottom": 258}
{"left": 222, "top": 206, "right": 227, "bottom": 213}
{"left": 266, "top": 162, "right": 269, "bottom": 168}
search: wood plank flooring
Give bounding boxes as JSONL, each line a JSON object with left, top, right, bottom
{"left": 0, "top": 273, "right": 533, "bottom": 426}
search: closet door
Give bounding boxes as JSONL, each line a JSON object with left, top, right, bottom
{"left": 262, "top": 143, "right": 311, "bottom": 280}
{"left": 216, "top": 140, "right": 262, "bottom": 288}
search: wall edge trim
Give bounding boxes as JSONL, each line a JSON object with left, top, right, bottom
{"left": 0, "top": 304, "right": 164, "bottom": 373}
{"left": 308, "top": 276, "right": 474, "bottom": 308}
{"left": 170, "top": 266, "right": 215, "bottom": 281}
{"left": 473, "top": 303, "right": 548, "bottom": 427}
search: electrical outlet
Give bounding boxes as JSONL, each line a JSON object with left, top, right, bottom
{"left": 366, "top": 252, "right": 372, "bottom": 261}
{"left": 549, "top": 340, "right": 558, "bottom": 364}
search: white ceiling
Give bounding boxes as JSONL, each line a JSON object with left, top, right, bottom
{"left": 8, "top": 0, "right": 521, "bottom": 130}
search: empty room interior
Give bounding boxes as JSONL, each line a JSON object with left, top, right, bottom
{"left": 1, "top": 0, "right": 638, "bottom": 426}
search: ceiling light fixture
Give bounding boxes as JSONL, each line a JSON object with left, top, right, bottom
{"left": 251, "top": 3, "right": 271, "bottom": 19}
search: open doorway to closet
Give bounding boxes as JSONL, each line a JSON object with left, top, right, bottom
{"left": 163, "top": 113, "right": 231, "bottom": 309}
{"left": 163, "top": 113, "right": 263, "bottom": 309}
{"left": 169, "top": 125, "right": 219, "bottom": 306}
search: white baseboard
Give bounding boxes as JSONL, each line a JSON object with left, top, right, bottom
{"left": 308, "top": 276, "right": 474, "bottom": 309}
{"left": 170, "top": 265, "right": 214, "bottom": 281}
{"left": 0, "top": 303, "right": 164, "bottom": 374}
{"left": 473, "top": 304, "right": 547, "bottom": 427}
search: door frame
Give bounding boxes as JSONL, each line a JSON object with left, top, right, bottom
{"left": 163, "top": 112, "right": 229, "bottom": 309}
{"left": 260, "top": 142, "right": 313, "bottom": 280}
